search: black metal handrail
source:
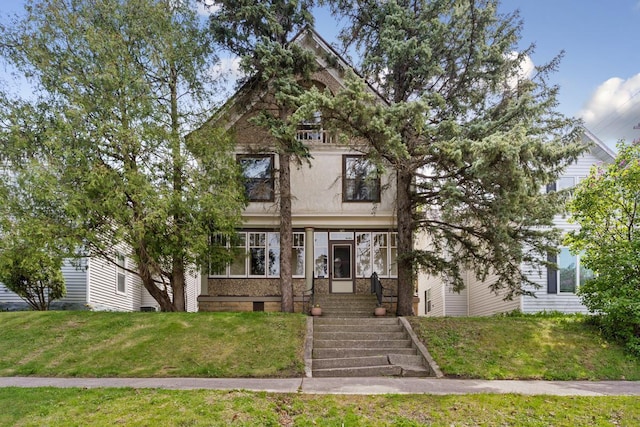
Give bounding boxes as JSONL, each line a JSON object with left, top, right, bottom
{"left": 371, "top": 272, "right": 384, "bottom": 306}
{"left": 303, "top": 275, "right": 316, "bottom": 314}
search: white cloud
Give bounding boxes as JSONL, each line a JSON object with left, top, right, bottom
{"left": 505, "top": 52, "right": 535, "bottom": 91}
{"left": 211, "top": 56, "right": 243, "bottom": 81}
{"left": 579, "top": 74, "right": 640, "bottom": 145}
{"left": 197, "top": 0, "right": 219, "bottom": 16}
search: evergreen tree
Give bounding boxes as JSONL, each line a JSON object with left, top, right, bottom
{"left": 310, "top": 0, "right": 586, "bottom": 315}
{"left": 208, "top": 0, "right": 316, "bottom": 312}
{"left": 0, "top": 0, "right": 245, "bottom": 311}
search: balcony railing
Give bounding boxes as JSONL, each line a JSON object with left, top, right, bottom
{"left": 296, "top": 128, "right": 335, "bottom": 144}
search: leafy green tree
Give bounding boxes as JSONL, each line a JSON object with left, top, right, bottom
{"left": 0, "top": 0, "right": 245, "bottom": 311}
{"left": 208, "top": 1, "right": 316, "bottom": 312}
{"left": 565, "top": 141, "right": 640, "bottom": 355}
{"left": 308, "top": 0, "right": 586, "bottom": 315}
{"left": 0, "top": 222, "right": 66, "bottom": 311}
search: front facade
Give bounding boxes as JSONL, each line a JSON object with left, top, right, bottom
{"left": 198, "top": 30, "right": 399, "bottom": 313}
{"left": 417, "top": 129, "right": 616, "bottom": 317}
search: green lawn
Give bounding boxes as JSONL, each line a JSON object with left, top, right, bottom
{"left": 0, "top": 311, "right": 306, "bottom": 378}
{"left": 1, "top": 311, "right": 639, "bottom": 380}
{"left": 1, "top": 387, "right": 638, "bottom": 426}
{"left": 409, "top": 314, "right": 640, "bottom": 380}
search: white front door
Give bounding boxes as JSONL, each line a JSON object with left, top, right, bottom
{"left": 330, "top": 243, "right": 354, "bottom": 293}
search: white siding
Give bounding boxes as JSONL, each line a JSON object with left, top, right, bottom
{"left": 59, "top": 259, "right": 88, "bottom": 304}
{"left": 185, "top": 269, "right": 200, "bottom": 312}
{"left": 444, "top": 286, "right": 469, "bottom": 317}
{"left": 467, "top": 271, "right": 519, "bottom": 316}
{"left": 0, "top": 258, "right": 88, "bottom": 307}
{"left": 522, "top": 144, "right": 610, "bottom": 315}
{"left": 417, "top": 272, "right": 445, "bottom": 317}
{"left": 87, "top": 255, "right": 143, "bottom": 311}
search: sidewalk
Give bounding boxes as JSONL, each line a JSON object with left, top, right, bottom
{"left": 1, "top": 377, "right": 640, "bottom": 396}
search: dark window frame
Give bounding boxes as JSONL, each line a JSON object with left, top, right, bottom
{"left": 237, "top": 154, "right": 275, "bottom": 202}
{"left": 342, "top": 155, "right": 381, "bottom": 203}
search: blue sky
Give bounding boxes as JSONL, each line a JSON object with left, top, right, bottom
{"left": 2, "top": 0, "right": 639, "bottom": 147}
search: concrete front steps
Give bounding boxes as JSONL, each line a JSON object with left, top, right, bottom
{"left": 313, "top": 294, "right": 380, "bottom": 317}
{"left": 312, "top": 317, "right": 432, "bottom": 377}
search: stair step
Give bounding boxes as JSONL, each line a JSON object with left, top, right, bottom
{"left": 312, "top": 365, "right": 402, "bottom": 378}
{"left": 314, "top": 331, "right": 407, "bottom": 340}
{"left": 314, "top": 317, "right": 399, "bottom": 326}
{"left": 314, "top": 324, "right": 404, "bottom": 333}
{"left": 314, "top": 339, "right": 412, "bottom": 349}
{"left": 312, "top": 355, "right": 390, "bottom": 370}
{"left": 313, "top": 347, "right": 418, "bottom": 359}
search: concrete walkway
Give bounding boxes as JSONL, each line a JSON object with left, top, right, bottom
{"left": 1, "top": 377, "right": 640, "bottom": 396}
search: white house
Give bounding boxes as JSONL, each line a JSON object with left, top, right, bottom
{"left": 1, "top": 254, "right": 200, "bottom": 312}
{"left": 417, "top": 129, "right": 616, "bottom": 316}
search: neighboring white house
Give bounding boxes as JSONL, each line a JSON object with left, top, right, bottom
{"left": 417, "top": 129, "right": 616, "bottom": 317}
{"left": 0, "top": 254, "right": 200, "bottom": 312}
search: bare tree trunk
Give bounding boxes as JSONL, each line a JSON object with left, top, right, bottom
{"left": 279, "top": 151, "right": 294, "bottom": 312}
{"left": 396, "top": 169, "right": 415, "bottom": 316}
{"left": 171, "top": 257, "right": 187, "bottom": 312}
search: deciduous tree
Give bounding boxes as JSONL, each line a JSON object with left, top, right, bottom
{"left": 0, "top": 0, "right": 245, "bottom": 311}
{"left": 565, "top": 141, "right": 640, "bottom": 355}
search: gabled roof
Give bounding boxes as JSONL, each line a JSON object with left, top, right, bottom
{"left": 582, "top": 127, "right": 616, "bottom": 163}
{"left": 202, "top": 27, "right": 387, "bottom": 132}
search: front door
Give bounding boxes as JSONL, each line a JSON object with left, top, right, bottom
{"left": 330, "top": 243, "right": 354, "bottom": 293}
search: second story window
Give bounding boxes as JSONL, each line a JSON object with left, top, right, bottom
{"left": 238, "top": 155, "right": 274, "bottom": 202}
{"left": 343, "top": 155, "right": 380, "bottom": 202}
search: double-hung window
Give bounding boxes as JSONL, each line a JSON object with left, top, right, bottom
{"left": 115, "top": 253, "right": 126, "bottom": 294}
{"left": 343, "top": 155, "right": 380, "bottom": 202}
{"left": 238, "top": 155, "right": 274, "bottom": 202}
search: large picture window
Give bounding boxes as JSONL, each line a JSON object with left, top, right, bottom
{"left": 343, "top": 155, "right": 380, "bottom": 202}
{"left": 238, "top": 155, "right": 274, "bottom": 202}
{"left": 548, "top": 248, "right": 594, "bottom": 294}
{"left": 211, "top": 231, "right": 305, "bottom": 278}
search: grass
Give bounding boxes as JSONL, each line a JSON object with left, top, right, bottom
{"left": 1, "top": 311, "right": 639, "bottom": 381}
{"left": 409, "top": 314, "right": 640, "bottom": 380}
{"left": 1, "top": 387, "right": 639, "bottom": 426}
{"left": 0, "top": 311, "right": 306, "bottom": 378}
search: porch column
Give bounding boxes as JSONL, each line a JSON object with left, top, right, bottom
{"left": 305, "top": 227, "right": 314, "bottom": 291}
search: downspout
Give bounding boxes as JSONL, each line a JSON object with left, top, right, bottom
{"left": 85, "top": 257, "right": 91, "bottom": 307}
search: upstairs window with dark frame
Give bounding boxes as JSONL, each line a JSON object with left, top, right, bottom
{"left": 238, "top": 155, "right": 274, "bottom": 202}
{"left": 343, "top": 155, "right": 380, "bottom": 202}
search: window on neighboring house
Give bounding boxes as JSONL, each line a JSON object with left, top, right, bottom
{"left": 343, "top": 155, "right": 380, "bottom": 202}
{"left": 547, "top": 248, "right": 594, "bottom": 294}
{"left": 238, "top": 155, "right": 274, "bottom": 202}
{"left": 115, "top": 253, "right": 126, "bottom": 294}
{"left": 211, "top": 231, "right": 305, "bottom": 278}
{"left": 425, "top": 289, "right": 432, "bottom": 314}
{"left": 546, "top": 176, "right": 576, "bottom": 193}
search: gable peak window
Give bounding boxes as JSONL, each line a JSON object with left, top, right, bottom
{"left": 238, "top": 154, "right": 274, "bottom": 202}
{"left": 343, "top": 155, "right": 381, "bottom": 202}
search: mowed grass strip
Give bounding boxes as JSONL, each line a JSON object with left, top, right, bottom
{"left": 409, "top": 315, "right": 640, "bottom": 380}
{"left": 0, "top": 311, "right": 306, "bottom": 378}
{"left": 1, "top": 387, "right": 638, "bottom": 427}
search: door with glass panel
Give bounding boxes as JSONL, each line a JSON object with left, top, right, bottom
{"left": 330, "top": 243, "right": 354, "bottom": 293}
